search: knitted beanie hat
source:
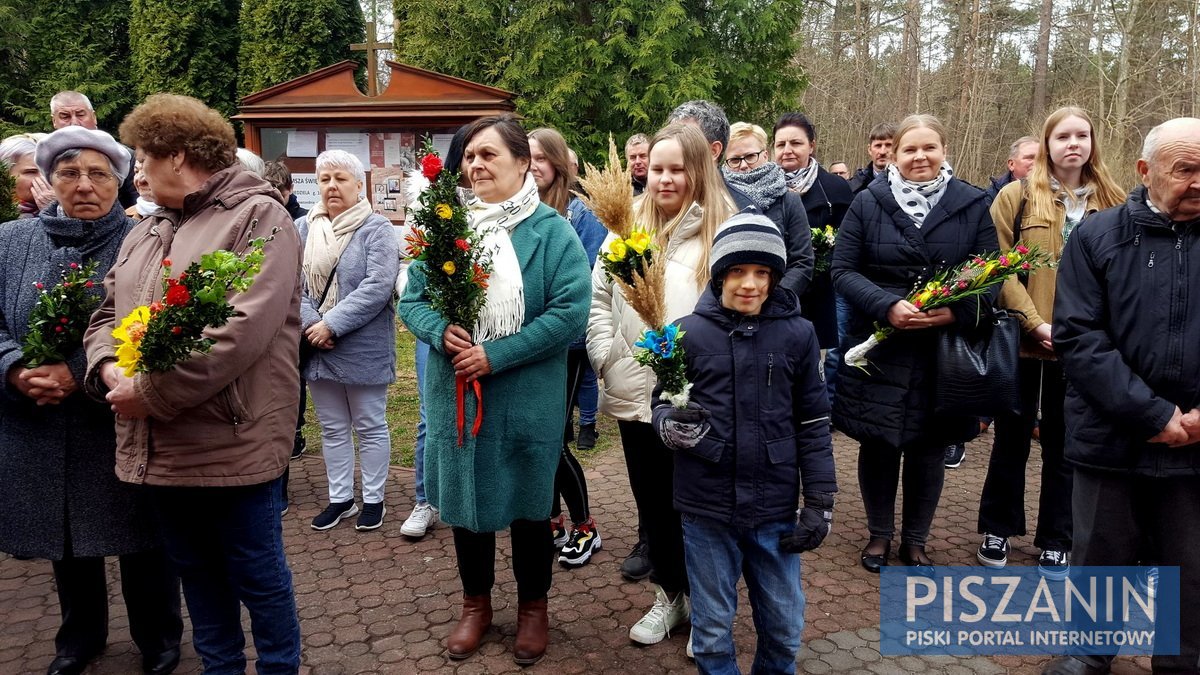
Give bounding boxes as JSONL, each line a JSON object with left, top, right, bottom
{"left": 710, "top": 212, "right": 787, "bottom": 281}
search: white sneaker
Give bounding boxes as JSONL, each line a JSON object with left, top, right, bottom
{"left": 686, "top": 627, "right": 694, "bottom": 659}
{"left": 629, "top": 585, "right": 690, "bottom": 645}
{"left": 400, "top": 502, "right": 438, "bottom": 538}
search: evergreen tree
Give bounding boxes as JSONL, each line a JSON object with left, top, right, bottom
{"left": 393, "top": 0, "right": 807, "bottom": 162}
{"left": 129, "top": 0, "right": 241, "bottom": 118}
{"left": 0, "top": 165, "right": 17, "bottom": 224}
{"left": 238, "top": 0, "right": 365, "bottom": 96}
{"left": 1, "top": 0, "right": 133, "bottom": 134}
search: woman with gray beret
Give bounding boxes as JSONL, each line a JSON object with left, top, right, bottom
{"left": 0, "top": 126, "right": 182, "bottom": 675}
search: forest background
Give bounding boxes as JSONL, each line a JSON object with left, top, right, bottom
{"left": 2, "top": 0, "right": 1198, "bottom": 186}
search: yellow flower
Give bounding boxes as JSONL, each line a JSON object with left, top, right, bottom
{"left": 435, "top": 203, "right": 453, "bottom": 219}
{"left": 114, "top": 341, "right": 142, "bottom": 377}
{"left": 606, "top": 238, "right": 628, "bottom": 262}
{"left": 442, "top": 260, "right": 457, "bottom": 275}
{"left": 113, "top": 305, "right": 151, "bottom": 345}
{"left": 626, "top": 230, "right": 652, "bottom": 255}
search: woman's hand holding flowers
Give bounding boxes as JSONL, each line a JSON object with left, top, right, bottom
{"left": 887, "top": 301, "right": 954, "bottom": 330}
{"left": 451, "top": 345, "right": 491, "bottom": 383}
{"left": 8, "top": 364, "right": 77, "bottom": 405}
{"left": 104, "top": 365, "right": 149, "bottom": 419}
{"left": 442, "top": 324, "right": 473, "bottom": 356}
{"left": 305, "top": 320, "right": 336, "bottom": 350}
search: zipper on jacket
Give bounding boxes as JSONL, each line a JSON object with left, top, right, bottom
{"left": 1148, "top": 251, "right": 1156, "bottom": 268}
{"left": 1134, "top": 231, "right": 1141, "bottom": 246}
{"left": 767, "top": 353, "right": 774, "bottom": 387}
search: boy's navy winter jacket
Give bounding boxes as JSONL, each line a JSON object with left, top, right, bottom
{"left": 1053, "top": 186, "right": 1200, "bottom": 477}
{"left": 658, "top": 287, "right": 836, "bottom": 528}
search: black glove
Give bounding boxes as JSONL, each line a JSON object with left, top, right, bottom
{"left": 779, "top": 491, "right": 834, "bottom": 553}
{"left": 652, "top": 402, "right": 712, "bottom": 451}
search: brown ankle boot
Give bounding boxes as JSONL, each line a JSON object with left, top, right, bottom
{"left": 447, "top": 594, "right": 492, "bottom": 659}
{"left": 512, "top": 597, "right": 549, "bottom": 666}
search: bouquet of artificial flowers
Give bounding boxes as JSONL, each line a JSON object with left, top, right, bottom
{"left": 811, "top": 224, "right": 836, "bottom": 274}
{"left": 844, "top": 244, "right": 1052, "bottom": 369}
{"left": 577, "top": 137, "right": 691, "bottom": 408}
{"left": 22, "top": 261, "right": 100, "bottom": 367}
{"left": 112, "top": 232, "right": 274, "bottom": 376}
{"left": 405, "top": 141, "right": 495, "bottom": 444}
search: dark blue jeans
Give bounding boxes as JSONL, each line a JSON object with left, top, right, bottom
{"left": 149, "top": 477, "right": 301, "bottom": 674}
{"left": 823, "top": 293, "right": 852, "bottom": 406}
{"left": 682, "top": 513, "right": 804, "bottom": 675}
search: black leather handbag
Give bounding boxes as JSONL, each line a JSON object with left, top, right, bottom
{"left": 934, "top": 308, "right": 1022, "bottom": 417}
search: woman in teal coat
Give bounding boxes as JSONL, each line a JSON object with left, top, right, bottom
{"left": 398, "top": 114, "right": 590, "bottom": 666}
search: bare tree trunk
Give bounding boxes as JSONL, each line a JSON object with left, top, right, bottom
{"left": 1031, "top": 0, "right": 1053, "bottom": 114}
{"left": 903, "top": 0, "right": 921, "bottom": 111}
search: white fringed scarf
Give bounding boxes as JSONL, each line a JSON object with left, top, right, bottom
{"left": 303, "top": 197, "right": 373, "bottom": 313}
{"left": 464, "top": 173, "right": 540, "bottom": 342}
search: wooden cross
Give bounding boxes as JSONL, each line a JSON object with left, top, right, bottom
{"left": 351, "top": 21, "right": 394, "bottom": 97}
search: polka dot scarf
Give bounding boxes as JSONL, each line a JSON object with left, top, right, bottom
{"left": 886, "top": 162, "right": 954, "bottom": 229}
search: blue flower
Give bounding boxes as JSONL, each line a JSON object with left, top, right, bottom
{"left": 634, "top": 328, "right": 662, "bottom": 353}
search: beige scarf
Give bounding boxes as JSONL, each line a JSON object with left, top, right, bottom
{"left": 303, "top": 197, "right": 373, "bottom": 313}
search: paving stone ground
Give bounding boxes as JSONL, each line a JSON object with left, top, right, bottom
{"left": 0, "top": 430, "right": 1155, "bottom": 674}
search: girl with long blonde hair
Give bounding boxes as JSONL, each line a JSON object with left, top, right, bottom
{"left": 586, "top": 122, "right": 733, "bottom": 648}
{"left": 976, "top": 106, "right": 1125, "bottom": 578}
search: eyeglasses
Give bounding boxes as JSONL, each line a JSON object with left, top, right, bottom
{"left": 725, "top": 150, "right": 766, "bottom": 169}
{"left": 53, "top": 169, "right": 115, "bottom": 185}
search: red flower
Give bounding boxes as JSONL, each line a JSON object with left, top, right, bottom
{"left": 162, "top": 258, "right": 172, "bottom": 268}
{"left": 59, "top": 317, "right": 69, "bottom": 324}
{"left": 1021, "top": 262, "right": 1031, "bottom": 270}
{"left": 421, "top": 154, "right": 443, "bottom": 180}
{"left": 455, "top": 238, "right": 470, "bottom": 251}
{"left": 68, "top": 262, "right": 79, "bottom": 269}
{"left": 1016, "top": 244, "right": 1030, "bottom": 255}
{"left": 149, "top": 302, "right": 163, "bottom": 313}
{"left": 54, "top": 326, "right": 64, "bottom": 333}
{"left": 84, "top": 280, "right": 94, "bottom": 288}
{"left": 913, "top": 299, "right": 924, "bottom": 309}
{"left": 165, "top": 284, "right": 190, "bottom": 306}
{"left": 171, "top": 326, "right": 183, "bottom": 335}
{"left": 62, "top": 282, "right": 71, "bottom": 288}
{"left": 34, "top": 282, "right": 43, "bottom": 290}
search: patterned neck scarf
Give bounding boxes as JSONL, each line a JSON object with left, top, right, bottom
{"left": 721, "top": 161, "right": 787, "bottom": 211}
{"left": 783, "top": 158, "right": 820, "bottom": 195}
{"left": 886, "top": 162, "right": 954, "bottom": 228}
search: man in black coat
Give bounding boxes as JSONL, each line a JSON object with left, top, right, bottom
{"left": 985, "top": 135, "right": 1038, "bottom": 202}
{"left": 625, "top": 133, "right": 649, "bottom": 196}
{"left": 1043, "top": 117, "right": 1200, "bottom": 675}
{"left": 847, "top": 122, "right": 896, "bottom": 194}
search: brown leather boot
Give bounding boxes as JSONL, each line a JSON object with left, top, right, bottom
{"left": 447, "top": 594, "right": 492, "bottom": 659}
{"left": 512, "top": 597, "right": 549, "bottom": 666}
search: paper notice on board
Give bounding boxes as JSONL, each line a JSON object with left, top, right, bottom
{"left": 326, "top": 132, "right": 371, "bottom": 170}
{"left": 372, "top": 167, "right": 408, "bottom": 222}
{"left": 292, "top": 173, "right": 320, "bottom": 210}
{"left": 432, "top": 134, "right": 455, "bottom": 161}
{"left": 383, "top": 137, "right": 402, "bottom": 167}
{"left": 286, "top": 131, "right": 318, "bottom": 158}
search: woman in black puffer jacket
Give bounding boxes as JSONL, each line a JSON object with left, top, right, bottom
{"left": 832, "top": 115, "right": 998, "bottom": 570}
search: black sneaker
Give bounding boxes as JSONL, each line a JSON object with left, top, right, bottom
{"left": 290, "top": 433, "right": 306, "bottom": 461}
{"left": 311, "top": 500, "right": 358, "bottom": 530}
{"left": 977, "top": 533, "right": 1009, "bottom": 567}
{"left": 355, "top": 502, "right": 386, "bottom": 531}
{"left": 559, "top": 518, "right": 602, "bottom": 567}
{"left": 621, "top": 540, "right": 652, "bottom": 581}
{"left": 944, "top": 443, "right": 966, "bottom": 468}
{"left": 577, "top": 423, "right": 599, "bottom": 450}
{"left": 1038, "top": 549, "right": 1069, "bottom": 580}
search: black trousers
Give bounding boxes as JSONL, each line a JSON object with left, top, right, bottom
{"left": 1069, "top": 468, "right": 1200, "bottom": 673}
{"left": 618, "top": 420, "right": 688, "bottom": 594}
{"left": 50, "top": 549, "right": 182, "bottom": 659}
{"left": 858, "top": 441, "right": 944, "bottom": 546}
{"left": 553, "top": 349, "right": 591, "bottom": 524}
{"left": 453, "top": 519, "right": 553, "bottom": 603}
{"left": 978, "top": 358, "right": 1072, "bottom": 549}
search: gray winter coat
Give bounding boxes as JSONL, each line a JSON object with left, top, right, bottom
{"left": 297, "top": 212, "right": 399, "bottom": 386}
{"left": 0, "top": 202, "right": 159, "bottom": 559}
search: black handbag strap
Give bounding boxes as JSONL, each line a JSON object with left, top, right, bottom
{"left": 314, "top": 260, "right": 340, "bottom": 308}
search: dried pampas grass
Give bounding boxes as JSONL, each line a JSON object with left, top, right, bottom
{"left": 575, "top": 135, "right": 635, "bottom": 239}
